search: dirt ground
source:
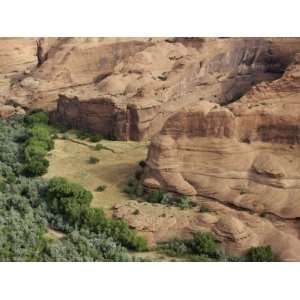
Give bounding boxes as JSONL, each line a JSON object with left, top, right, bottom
{"left": 44, "top": 135, "right": 148, "bottom": 214}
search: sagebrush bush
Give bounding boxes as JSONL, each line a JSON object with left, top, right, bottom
{"left": 246, "top": 245, "right": 275, "bottom": 262}
{"left": 158, "top": 232, "right": 220, "bottom": 261}
{"left": 188, "top": 232, "right": 219, "bottom": 258}
{"left": 95, "top": 185, "right": 106, "bottom": 192}
{"left": 88, "top": 156, "right": 99, "bottom": 164}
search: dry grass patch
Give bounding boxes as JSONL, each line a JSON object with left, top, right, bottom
{"left": 44, "top": 136, "right": 148, "bottom": 215}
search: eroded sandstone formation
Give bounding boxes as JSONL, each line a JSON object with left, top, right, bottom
{"left": 1, "top": 37, "right": 300, "bottom": 140}
{"left": 2, "top": 37, "right": 300, "bottom": 260}
{"left": 142, "top": 49, "right": 300, "bottom": 261}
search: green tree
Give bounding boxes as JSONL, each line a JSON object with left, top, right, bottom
{"left": 47, "top": 177, "right": 92, "bottom": 224}
{"left": 188, "top": 232, "right": 218, "bottom": 257}
{"left": 246, "top": 245, "right": 275, "bottom": 262}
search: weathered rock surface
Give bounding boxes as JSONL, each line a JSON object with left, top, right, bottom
{"left": 143, "top": 48, "right": 300, "bottom": 261}
{"left": 2, "top": 37, "right": 300, "bottom": 260}
{"left": 2, "top": 37, "right": 300, "bottom": 140}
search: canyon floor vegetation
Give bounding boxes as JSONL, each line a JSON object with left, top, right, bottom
{"left": 0, "top": 111, "right": 275, "bottom": 261}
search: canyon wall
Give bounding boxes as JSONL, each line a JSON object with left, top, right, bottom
{"left": 2, "top": 37, "right": 300, "bottom": 140}
{"left": 142, "top": 52, "right": 300, "bottom": 261}
{"left": 2, "top": 37, "right": 300, "bottom": 259}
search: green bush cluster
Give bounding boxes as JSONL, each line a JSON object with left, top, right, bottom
{"left": 22, "top": 112, "right": 54, "bottom": 176}
{"left": 47, "top": 177, "right": 148, "bottom": 251}
{"left": 0, "top": 114, "right": 146, "bottom": 261}
{"left": 246, "top": 245, "right": 275, "bottom": 262}
{"left": 95, "top": 185, "right": 106, "bottom": 192}
{"left": 123, "top": 178, "right": 193, "bottom": 209}
{"left": 75, "top": 130, "right": 103, "bottom": 142}
{"left": 158, "top": 232, "right": 221, "bottom": 261}
{"left": 24, "top": 110, "right": 49, "bottom": 126}
{"left": 158, "top": 233, "right": 277, "bottom": 262}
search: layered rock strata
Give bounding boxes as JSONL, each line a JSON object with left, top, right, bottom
{"left": 2, "top": 38, "right": 300, "bottom": 140}
{"left": 142, "top": 53, "right": 300, "bottom": 260}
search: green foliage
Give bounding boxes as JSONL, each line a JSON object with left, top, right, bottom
{"left": 23, "top": 158, "right": 49, "bottom": 177}
{"left": 26, "top": 124, "right": 54, "bottom": 150}
{"left": 43, "top": 230, "right": 131, "bottom": 262}
{"left": 0, "top": 180, "right": 6, "bottom": 193}
{"left": 95, "top": 185, "right": 106, "bottom": 192}
{"left": 24, "top": 111, "right": 49, "bottom": 126}
{"left": 102, "top": 218, "right": 148, "bottom": 251}
{"left": 122, "top": 178, "right": 144, "bottom": 199}
{"left": 158, "top": 239, "right": 189, "bottom": 257}
{"left": 246, "top": 245, "right": 275, "bottom": 262}
{"left": 147, "top": 189, "right": 165, "bottom": 203}
{"left": 94, "top": 143, "right": 104, "bottom": 151}
{"left": 123, "top": 178, "right": 193, "bottom": 209}
{"left": 187, "top": 232, "right": 219, "bottom": 258}
{"left": 0, "top": 115, "right": 145, "bottom": 261}
{"left": 46, "top": 177, "right": 148, "bottom": 251}
{"left": 75, "top": 130, "right": 103, "bottom": 142}
{"left": 88, "top": 156, "right": 99, "bottom": 164}
{"left": 0, "top": 209, "right": 48, "bottom": 261}
{"left": 75, "top": 130, "right": 90, "bottom": 140}
{"left": 89, "top": 134, "right": 103, "bottom": 143}
{"left": 47, "top": 177, "right": 92, "bottom": 224}
{"left": 158, "top": 232, "right": 221, "bottom": 261}
{"left": 22, "top": 115, "right": 54, "bottom": 177}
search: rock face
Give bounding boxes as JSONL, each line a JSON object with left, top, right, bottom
{"left": 2, "top": 37, "right": 300, "bottom": 140}
{"left": 2, "top": 37, "right": 300, "bottom": 260}
{"left": 143, "top": 48, "right": 300, "bottom": 261}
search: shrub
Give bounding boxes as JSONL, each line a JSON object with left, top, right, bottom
{"left": 158, "top": 232, "right": 221, "bottom": 261}
{"left": 158, "top": 239, "right": 189, "bottom": 257}
{"left": 27, "top": 124, "right": 54, "bottom": 150}
{"left": 246, "top": 245, "right": 275, "bottom": 262}
{"left": 23, "top": 158, "right": 49, "bottom": 177}
{"left": 0, "top": 115, "right": 147, "bottom": 261}
{"left": 94, "top": 143, "right": 105, "bottom": 151}
{"left": 89, "top": 134, "right": 103, "bottom": 143}
{"left": 95, "top": 185, "right": 106, "bottom": 192}
{"left": 0, "top": 180, "right": 6, "bottom": 193}
{"left": 199, "top": 205, "right": 210, "bottom": 213}
{"left": 47, "top": 177, "right": 92, "bottom": 224}
{"left": 88, "top": 156, "right": 99, "bottom": 164}
{"left": 123, "top": 176, "right": 192, "bottom": 209}
{"left": 22, "top": 120, "right": 54, "bottom": 177}
{"left": 46, "top": 177, "right": 147, "bottom": 251}
{"left": 81, "top": 207, "right": 108, "bottom": 232}
{"left": 188, "top": 232, "right": 219, "bottom": 258}
{"left": 76, "top": 130, "right": 90, "bottom": 140}
{"left": 147, "top": 189, "right": 165, "bottom": 203}
{"left": 176, "top": 196, "right": 192, "bottom": 209}
{"left": 104, "top": 219, "right": 148, "bottom": 251}
{"left": 53, "top": 124, "right": 68, "bottom": 134}
{"left": 24, "top": 141, "right": 48, "bottom": 161}
{"left": 43, "top": 230, "right": 131, "bottom": 262}
{"left": 24, "top": 111, "right": 49, "bottom": 126}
